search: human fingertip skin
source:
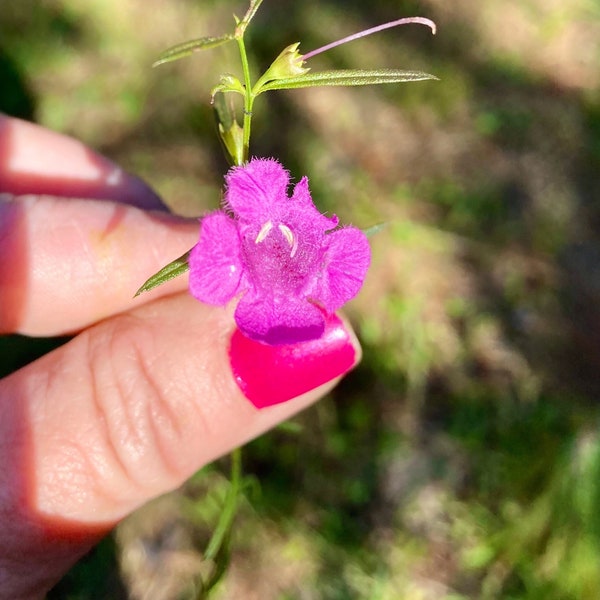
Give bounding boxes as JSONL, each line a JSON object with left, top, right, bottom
{"left": 228, "top": 313, "right": 359, "bottom": 408}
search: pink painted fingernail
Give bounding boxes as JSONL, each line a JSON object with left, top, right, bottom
{"left": 229, "top": 313, "right": 360, "bottom": 408}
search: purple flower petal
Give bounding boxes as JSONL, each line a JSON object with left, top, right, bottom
{"left": 188, "top": 158, "right": 371, "bottom": 346}
{"left": 235, "top": 292, "right": 326, "bottom": 345}
{"left": 309, "top": 227, "right": 371, "bottom": 312}
{"left": 240, "top": 219, "right": 322, "bottom": 297}
{"left": 290, "top": 177, "right": 339, "bottom": 232}
{"left": 224, "top": 158, "right": 290, "bottom": 222}
{"left": 189, "top": 211, "right": 243, "bottom": 305}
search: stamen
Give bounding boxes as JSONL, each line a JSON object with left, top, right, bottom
{"left": 255, "top": 220, "right": 273, "bottom": 243}
{"left": 302, "top": 17, "right": 436, "bottom": 61}
{"left": 278, "top": 224, "right": 298, "bottom": 257}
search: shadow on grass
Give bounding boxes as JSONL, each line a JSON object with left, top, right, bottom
{"left": 0, "top": 47, "right": 36, "bottom": 120}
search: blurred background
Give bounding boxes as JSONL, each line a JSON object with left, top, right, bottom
{"left": 1, "top": 0, "right": 600, "bottom": 598}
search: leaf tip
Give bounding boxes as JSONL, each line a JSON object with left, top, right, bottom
{"left": 364, "top": 222, "right": 388, "bottom": 238}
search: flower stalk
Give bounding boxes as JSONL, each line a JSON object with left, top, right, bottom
{"left": 236, "top": 35, "right": 254, "bottom": 164}
{"left": 139, "top": 1, "right": 438, "bottom": 320}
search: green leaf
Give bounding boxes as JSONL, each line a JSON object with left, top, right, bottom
{"left": 210, "top": 73, "right": 246, "bottom": 98}
{"left": 213, "top": 92, "right": 245, "bottom": 165}
{"left": 236, "top": 0, "right": 264, "bottom": 35}
{"left": 256, "top": 68, "right": 438, "bottom": 94}
{"left": 363, "top": 222, "right": 388, "bottom": 238}
{"left": 213, "top": 91, "right": 236, "bottom": 130}
{"left": 134, "top": 250, "right": 191, "bottom": 296}
{"left": 153, "top": 34, "right": 235, "bottom": 67}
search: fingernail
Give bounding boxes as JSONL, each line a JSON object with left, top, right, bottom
{"left": 229, "top": 313, "right": 360, "bottom": 408}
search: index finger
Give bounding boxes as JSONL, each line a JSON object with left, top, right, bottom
{"left": 0, "top": 114, "right": 165, "bottom": 210}
{"left": 0, "top": 116, "right": 199, "bottom": 336}
{"left": 0, "top": 196, "right": 199, "bottom": 336}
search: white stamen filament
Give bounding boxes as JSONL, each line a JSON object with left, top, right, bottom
{"left": 279, "top": 224, "right": 298, "bottom": 257}
{"left": 255, "top": 220, "right": 273, "bottom": 243}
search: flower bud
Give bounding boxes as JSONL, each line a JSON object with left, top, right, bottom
{"left": 261, "top": 43, "right": 309, "bottom": 83}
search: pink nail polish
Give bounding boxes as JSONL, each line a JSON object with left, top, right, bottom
{"left": 229, "top": 314, "right": 358, "bottom": 408}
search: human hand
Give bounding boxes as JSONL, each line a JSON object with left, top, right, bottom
{"left": 0, "top": 115, "right": 361, "bottom": 599}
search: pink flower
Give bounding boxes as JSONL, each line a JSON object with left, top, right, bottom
{"left": 189, "top": 158, "right": 370, "bottom": 345}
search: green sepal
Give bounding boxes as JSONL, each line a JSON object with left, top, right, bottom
{"left": 256, "top": 68, "right": 438, "bottom": 94}
{"left": 254, "top": 43, "right": 309, "bottom": 89}
{"left": 213, "top": 91, "right": 236, "bottom": 130}
{"left": 214, "top": 92, "right": 245, "bottom": 166}
{"left": 134, "top": 250, "right": 191, "bottom": 297}
{"left": 211, "top": 73, "right": 246, "bottom": 99}
{"left": 153, "top": 34, "right": 235, "bottom": 67}
{"left": 218, "top": 121, "right": 244, "bottom": 166}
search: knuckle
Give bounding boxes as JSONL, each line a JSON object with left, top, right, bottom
{"left": 82, "top": 316, "right": 206, "bottom": 499}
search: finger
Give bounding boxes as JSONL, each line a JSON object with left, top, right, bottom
{"left": 0, "top": 293, "right": 360, "bottom": 597}
{"left": 0, "top": 114, "right": 202, "bottom": 336}
{"left": 0, "top": 114, "right": 165, "bottom": 210}
{"left": 0, "top": 195, "right": 199, "bottom": 336}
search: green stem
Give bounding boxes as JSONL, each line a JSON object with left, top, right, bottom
{"left": 203, "top": 448, "right": 243, "bottom": 561}
{"left": 238, "top": 0, "right": 264, "bottom": 32}
{"left": 236, "top": 35, "right": 254, "bottom": 163}
{"left": 193, "top": 449, "right": 243, "bottom": 599}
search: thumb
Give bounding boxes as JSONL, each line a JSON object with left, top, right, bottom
{"left": 0, "top": 292, "right": 360, "bottom": 598}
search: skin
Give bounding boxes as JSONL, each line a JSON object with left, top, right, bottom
{"left": 0, "top": 115, "right": 352, "bottom": 599}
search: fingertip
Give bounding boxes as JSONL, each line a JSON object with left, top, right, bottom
{"left": 0, "top": 114, "right": 165, "bottom": 210}
{"left": 229, "top": 313, "right": 361, "bottom": 408}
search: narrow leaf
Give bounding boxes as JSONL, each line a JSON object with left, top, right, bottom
{"left": 213, "top": 92, "right": 245, "bottom": 165}
{"left": 238, "top": 0, "right": 264, "bottom": 31}
{"left": 363, "top": 222, "right": 388, "bottom": 238}
{"left": 257, "top": 69, "right": 438, "bottom": 93}
{"left": 213, "top": 91, "right": 236, "bottom": 131}
{"left": 153, "top": 34, "right": 235, "bottom": 67}
{"left": 134, "top": 250, "right": 191, "bottom": 296}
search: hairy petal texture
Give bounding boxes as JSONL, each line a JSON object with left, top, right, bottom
{"left": 235, "top": 293, "right": 325, "bottom": 345}
{"left": 189, "top": 212, "right": 243, "bottom": 305}
{"left": 290, "top": 177, "right": 339, "bottom": 232}
{"left": 309, "top": 227, "right": 371, "bottom": 312}
{"left": 224, "top": 158, "right": 289, "bottom": 221}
